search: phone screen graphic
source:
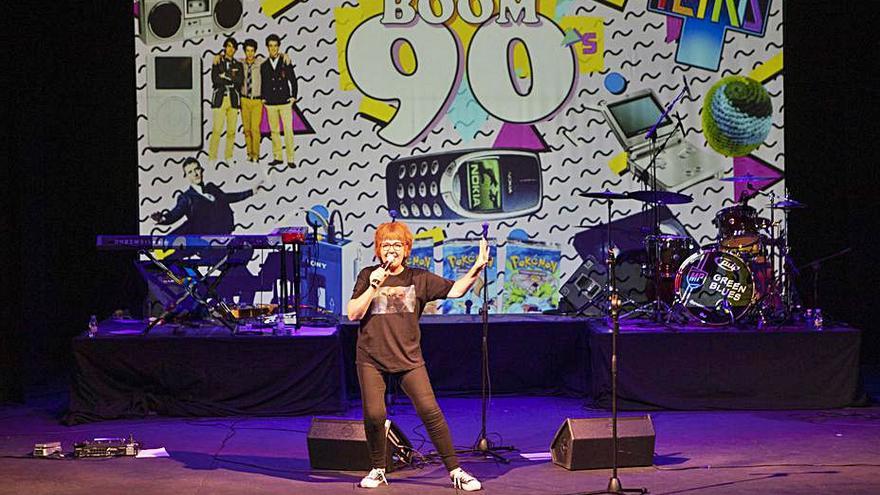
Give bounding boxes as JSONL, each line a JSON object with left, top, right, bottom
{"left": 464, "top": 158, "right": 502, "bottom": 212}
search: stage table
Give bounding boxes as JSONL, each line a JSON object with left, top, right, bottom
{"left": 339, "top": 314, "right": 592, "bottom": 398}
{"left": 65, "top": 320, "right": 345, "bottom": 424}
{"left": 588, "top": 320, "right": 866, "bottom": 410}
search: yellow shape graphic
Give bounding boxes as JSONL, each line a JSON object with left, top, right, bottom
{"left": 749, "top": 51, "right": 784, "bottom": 84}
{"left": 594, "top": 0, "right": 628, "bottom": 10}
{"left": 414, "top": 227, "right": 447, "bottom": 245}
{"left": 358, "top": 96, "right": 397, "bottom": 124}
{"left": 260, "top": 0, "right": 301, "bottom": 20}
{"left": 560, "top": 16, "right": 605, "bottom": 73}
{"left": 151, "top": 249, "right": 175, "bottom": 261}
{"left": 609, "top": 151, "right": 629, "bottom": 175}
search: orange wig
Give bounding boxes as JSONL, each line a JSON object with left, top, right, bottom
{"left": 374, "top": 221, "right": 414, "bottom": 262}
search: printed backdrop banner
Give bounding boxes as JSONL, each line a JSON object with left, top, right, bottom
{"left": 135, "top": 0, "right": 785, "bottom": 313}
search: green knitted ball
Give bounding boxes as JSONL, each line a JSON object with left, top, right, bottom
{"left": 702, "top": 76, "right": 773, "bottom": 157}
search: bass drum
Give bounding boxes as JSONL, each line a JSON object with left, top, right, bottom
{"left": 674, "top": 250, "right": 755, "bottom": 325}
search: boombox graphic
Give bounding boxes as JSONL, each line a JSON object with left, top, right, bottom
{"left": 137, "top": 0, "right": 243, "bottom": 45}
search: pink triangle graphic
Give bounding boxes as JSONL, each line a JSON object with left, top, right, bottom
{"left": 259, "top": 105, "right": 315, "bottom": 135}
{"left": 733, "top": 155, "right": 784, "bottom": 201}
{"left": 493, "top": 123, "right": 550, "bottom": 152}
{"left": 666, "top": 16, "right": 683, "bottom": 43}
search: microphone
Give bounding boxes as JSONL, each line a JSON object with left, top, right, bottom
{"left": 682, "top": 75, "right": 692, "bottom": 99}
{"left": 381, "top": 253, "right": 398, "bottom": 271}
{"left": 481, "top": 222, "right": 489, "bottom": 240}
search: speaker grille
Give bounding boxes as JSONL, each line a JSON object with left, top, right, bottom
{"left": 214, "top": 0, "right": 243, "bottom": 30}
{"left": 148, "top": 2, "right": 182, "bottom": 39}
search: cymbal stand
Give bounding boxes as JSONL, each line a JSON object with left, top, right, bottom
{"left": 752, "top": 186, "right": 780, "bottom": 324}
{"left": 596, "top": 196, "right": 617, "bottom": 316}
{"left": 624, "top": 89, "right": 688, "bottom": 322}
{"left": 779, "top": 193, "right": 795, "bottom": 318}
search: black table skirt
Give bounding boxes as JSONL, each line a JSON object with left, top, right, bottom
{"left": 65, "top": 327, "right": 345, "bottom": 425}
{"left": 339, "top": 315, "right": 592, "bottom": 398}
{"left": 589, "top": 322, "right": 866, "bottom": 410}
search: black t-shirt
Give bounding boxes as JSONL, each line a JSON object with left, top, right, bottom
{"left": 351, "top": 265, "right": 454, "bottom": 372}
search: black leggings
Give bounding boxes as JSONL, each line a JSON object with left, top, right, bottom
{"left": 357, "top": 364, "right": 459, "bottom": 472}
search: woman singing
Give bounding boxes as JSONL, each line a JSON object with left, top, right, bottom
{"left": 347, "top": 221, "right": 487, "bottom": 491}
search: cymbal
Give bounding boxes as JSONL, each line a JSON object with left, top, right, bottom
{"left": 770, "top": 199, "right": 806, "bottom": 209}
{"left": 719, "top": 173, "right": 777, "bottom": 182}
{"left": 579, "top": 189, "right": 629, "bottom": 200}
{"left": 627, "top": 190, "right": 693, "bottom": 205}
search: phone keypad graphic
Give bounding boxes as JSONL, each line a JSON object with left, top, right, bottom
{"left": 386, "top": 150, "right": 543, "bottom": 221}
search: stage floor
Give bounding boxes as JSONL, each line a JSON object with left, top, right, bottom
{"left": 2, "top": 391, "right": 880, "bottom": 494}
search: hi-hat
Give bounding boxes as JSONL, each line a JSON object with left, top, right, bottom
{"left": 770, "top": 198, "right": 806, "bottom": 209}
{"left": 719, "top": 173, "right": 777, "bottom": 182}
{"left": 627, "top": 190, "right": 693, "bottom": 205}
{"left": 579, "top": 189, "right": 630, "bottom": 200}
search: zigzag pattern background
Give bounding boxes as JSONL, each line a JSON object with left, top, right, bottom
{"left": 136, "top": 0, "right": 785, "bottom": 303}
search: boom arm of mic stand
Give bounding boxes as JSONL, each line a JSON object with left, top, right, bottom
{"left": 645, "top": 86, "right": 688, "bottom": 141}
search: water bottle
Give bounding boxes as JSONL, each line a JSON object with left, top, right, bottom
{"left": 88, "top": 315, "right": 98, "bottom": 338}
{"left": 813, "top": 309, "right": 823, "bottom": 330}
{"left": 804, "top": 308, "right": 814, "bottom": 329}
{"left": 275, "top": 313, "right": 286, "bottom": 336}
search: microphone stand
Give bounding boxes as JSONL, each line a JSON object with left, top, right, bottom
{"left": 576, "top": 244, "right": 647, "bottom": 495}
{"left": 467, "top": 229, "right": 516, "bottom": 462}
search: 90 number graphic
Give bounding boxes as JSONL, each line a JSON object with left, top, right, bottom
{"left": 345, "top": 14, "right": 577, "bottom": 146}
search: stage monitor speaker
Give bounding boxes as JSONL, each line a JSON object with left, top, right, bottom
{"left": 559, "top": 256, "right": 604, "bottom": 313}
{"left": 138, "top": 0, "right": 243, "bottom": 45}
{"left": 307, "top": 418, "right": 412, "bottom": 472}
{"left": 550, "top": 416, "right": 655, "bottom": 470}
{"left": 146, "top": 55, "right": 202, "bottom": 149}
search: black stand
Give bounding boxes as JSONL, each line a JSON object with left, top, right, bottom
{"left": 274, "top": 240, "right": 305, "bottom": 333}
{"left": 623, "top": 95, "right": 689, "bottom": 322}
{"left": 575, "top": 247, "right": 648, "bottom": 495}
{"left": 805, "top": 247, "right": 851, "bottom": 308}
{"left": 466, "top": 238, "right": 517, "bottom": 463}
{"left": 141, "top": 248, "right": 238, "bottom": 335}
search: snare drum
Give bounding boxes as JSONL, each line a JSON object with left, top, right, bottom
{"left": 713, "top": 205, "right": 767, "bottom": 250}
{"left": 644, "top": 235, "right": 698, "bottom": 278}
{"left": 674, "top": 249, "right": 755, "bottom": 325}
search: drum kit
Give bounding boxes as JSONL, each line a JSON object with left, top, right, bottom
{"left": 580, "top": 174, "right": 805, "bottom": 326}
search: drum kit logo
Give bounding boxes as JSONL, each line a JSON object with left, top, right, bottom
{"left": 683, "top": 268, "right": 707, "bottom": 290}
{"left": 715, "top": 257, "right": 741, "bottom": 273}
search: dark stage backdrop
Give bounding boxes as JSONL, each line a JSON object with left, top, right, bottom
{"left": 2, "top": 1, "right": 879, "bottom": 399}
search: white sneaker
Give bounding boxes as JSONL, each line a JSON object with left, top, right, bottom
{"left": 359, "top": 468, "right": 388, "bottom": 488}
{"left": 450, "top": 467, "right": 481, "bottom": 491}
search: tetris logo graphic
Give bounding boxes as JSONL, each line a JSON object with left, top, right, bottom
{"left": 648, "top": 0, "right": 773, "bottom": 71}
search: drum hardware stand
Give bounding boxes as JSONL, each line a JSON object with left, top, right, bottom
{"left": 626, "top": 85, "right": 689, "bottom": 324}
{"left": 573, "top": 244, "right": 647, "bottom": 495}
{"left": 804, "top": 247, "right": 852, "bottom": 309}
{"left": 737, "top": 184, "right": 789, "bottom": 325}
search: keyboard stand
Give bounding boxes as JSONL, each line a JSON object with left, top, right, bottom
{"left": 141, "top": 248, "right": 239, "bottom": 335}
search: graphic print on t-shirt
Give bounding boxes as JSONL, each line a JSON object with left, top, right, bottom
{"left": 371, "top": 285, "right": 416, "bottom": 314}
